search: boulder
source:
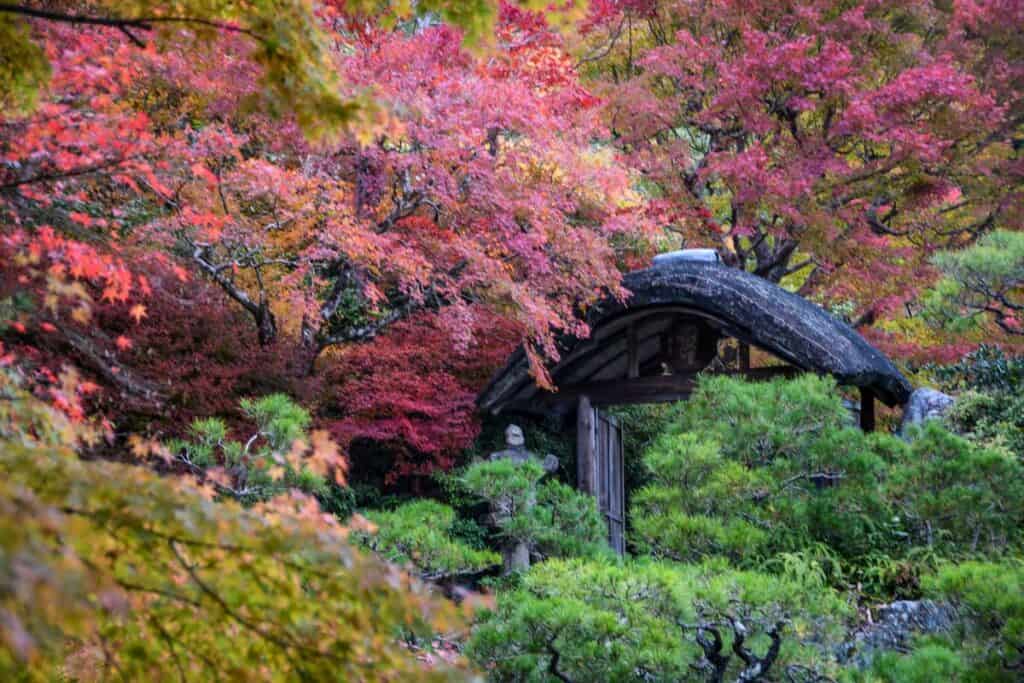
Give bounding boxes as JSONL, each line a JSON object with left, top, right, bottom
{"left": 838, "top": 600, "right": 959, "bottom": 670}
{"left": 900, "top": 388, "right": 955, "bottom": 436}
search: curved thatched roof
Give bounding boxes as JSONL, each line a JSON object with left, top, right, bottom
{"left": 478, "top": 260, "right": 913, "bottom": 412}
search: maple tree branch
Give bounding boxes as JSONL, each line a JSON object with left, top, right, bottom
{"left": 185, "top": 239, "right": 279, "bottom": 345}
{"left": 575, "top": 15, "right": 625, "bottom": 68}
{"left": 316, "top": 298, "right": 421, "bottom": 350}
{"left": 166, "top": 539, "right": 319, "bottom": 676}
{"left": 148, "top": 616, "right": 195, "bottom": 683}
{"left": 865, "top": 205, "right": 909, "bottom": 237}
{"left": 0, "top": 157, "right": 132, "bottom": 191}
{"left": 187, "top": 242, "right": 260, "bottom": 315}
{"left": 781, "top": 258, "right": 816, "bottom": 277}
{"left": 986, "top": 307, "right": 1024, "bottom": 336}
{"left": 17, "top": 319, "right": 166, "bottom": 406}
{"left": 0, "top": 4, "right": 263, "bottom": 41}
{"left": 117, "top": 25, "right": 146, "bottom": 47}
{"left": 310, "top": 258, "right": 468, "bottom": 361}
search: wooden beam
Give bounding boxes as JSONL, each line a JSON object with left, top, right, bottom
{"left": 552, "top": 366, "right": 801, "bottom": 406}
{"left": 564, "top": 374, "right": 698, "bottom": 405}
{"left": 860, "top": 387, "right": 876, "bottom": 432}
{"left": 576, "top": 395, "right": 597, "bottom": 495}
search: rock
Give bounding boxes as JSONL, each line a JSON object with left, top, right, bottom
{"left": 838, "top": 600, "right": 959, "bottom": 670}
{"left": 900, "top": 388, "right": 956, "bottom": 436}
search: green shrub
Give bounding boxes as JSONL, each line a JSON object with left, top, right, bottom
{"left": 632, "top": 433, "right": 772, "bottom": 561}
{"left": 460, "top": 459, "right": 608, "bottom": 562}
{"left": 168, "top": 393, "right": 343, "bottom": 505}
{"left": 922, "top": 560, "right": 1024, "bottom": 681}
{"left": 462, "top": 458, "right": 546, "bottom": 545}
{"left": 887, "top": 424, "right": 1024, "bottom": 554}
{"left": 677, "top": 374, "right": 852, "bottom": 466}
{"left": 357, "top": 500, "right": 499, "bottom": 578}
{"left": 240, "top": 393, "right": 312, "bottom": 451}
{"left": 632, "top": 376, "right": 1024, "bottom": 595}
{"left": 867, "top": 642, "right": 967, "bottom": 683}
{"left": 931, "top": 346, "right": 1024, "bottom": 457}
{"left": 632, "top": 376, "right": 895, "bottom": 567}
{"left": 945, "top": 389, "right": 1024, "bottom": 457}
{"left": 466, "top": 557, "right": 850, "bottom": 682}
{"left": 931, "top": 345, "right": 1024, "bottom": 394}
{"left": 533, "top": 480, "right": 610, "bottom": 561}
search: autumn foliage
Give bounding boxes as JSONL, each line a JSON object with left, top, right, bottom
{"left": 577, "top": 0, "right": 1022, "bottom": 361}
{"left": 0, "top": 0, "right": 1021, "bottom": 484}
{"left": 0, "top": 0, "right": 1022, "bottom": 679}
{"left": 1, "top": 1, "right": 662, "bottom": 482}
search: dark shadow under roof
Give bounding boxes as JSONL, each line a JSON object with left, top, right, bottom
{"left": 478, "top": 260, "right": 913, "bottom": 412}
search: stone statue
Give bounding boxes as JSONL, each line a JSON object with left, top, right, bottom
{"left": 487, "top": 424, "right": 558, "bottom": 573}
{"left": 489, "top": 424, "right": 559, "bottom": 473}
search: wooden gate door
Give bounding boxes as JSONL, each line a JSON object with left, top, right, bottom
{"left": 577, "top": 397, "right": 626, "bottom": 555}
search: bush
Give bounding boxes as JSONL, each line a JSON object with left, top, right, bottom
{"left": 932, "top": 346, "right": 1024, "bottom": 457}
{"left": 632, "top": 376, "right": 892, "bottom": 566}
{"left": 931, "top": 345, "right": 1024, "bottom": 394}
{"left": 357, "top": 500, "right": 500, "bottom": 578}
{"left": 462, "top": 458, "right": 547, "bottom": 546}
{"left": 867, "top": 642, "right": 967, "bottom": 683}
{"left": 466, "top": 557, "right": 850, "bottom": 682}
{"left": 168, "top": 393, "right": 344, "bottom": 505}
{"left": 0, "top": 372, "right": 468, "bottom": 681}
{"left": 945, "top": 390, "right": 1024, "bottom": 457}
{"left": 887, "top": 424, "right": 1024, "bottom": 554}
{"left": 677, "top": 374, "right": 853, "bottom": 466}
{"left": 460, "top": 459, "right": 608, "bottom": 562}
{"left": 922, "top": 561, "right": 1024, "bottom": 681}
{"left": 632, "top": 376, "right": 1024, "bottom": 594}
{"left": 533, "top": 480, "right": 610, "bottom": 561}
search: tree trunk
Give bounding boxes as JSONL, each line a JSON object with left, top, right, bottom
{"left": 751, "top": 237, "right": 798, "bottom": 283}
{"left": 255, "top": 304, "right": 277, "bottom": 347}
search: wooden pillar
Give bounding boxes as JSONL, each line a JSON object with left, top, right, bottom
{"left": 696, "top": 322, "right": 718, "bottom": 366}
{"left": 576, "top": 395, "right": 597, "bottom": 495}
{"left": 739, "top": 342, "right": 751, "bottom": 372}
{"left": 860, "top": 387, "right": 876, "bottom": 432}
{"left": 627, "top": 323, "right": 639, "bottom": 379}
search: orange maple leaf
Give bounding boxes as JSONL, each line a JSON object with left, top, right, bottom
{"left": 78, "top": 381, "right": 101, "bottom": 395}
{"left": 191, "top": 162, "right": 219, "bottom": 186}
{"left": 115, "top": 335, "right": 133, "bottom": 351}
{"left": 129, "top": 304, "right": 147, "bottom": 323}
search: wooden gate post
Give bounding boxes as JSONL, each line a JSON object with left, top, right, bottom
{"left": 860, "top": 387, "right": 876, "bottom": 432}
{"left": 576, "top": 395, "right": 597, "bottom": 495}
